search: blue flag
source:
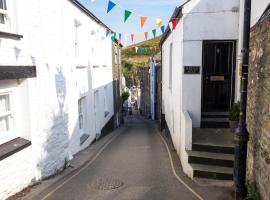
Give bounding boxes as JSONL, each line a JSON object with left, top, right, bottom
{"left": 107, "top": 0, "right": 116, "bottom": 13}
{"left": 161, "top": 25, "right": 165, "bottom": 34}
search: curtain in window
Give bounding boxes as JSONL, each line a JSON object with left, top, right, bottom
{"left": 0, "top": 94, "right": 10, "bottom": 132}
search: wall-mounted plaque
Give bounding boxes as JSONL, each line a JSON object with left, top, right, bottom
{"left": 210, "top": 76, "right": 225, "bottom": 81}
{"left": 184, "top": 66, "right": 200, "bottom": 74}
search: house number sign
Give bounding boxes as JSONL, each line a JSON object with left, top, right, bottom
{"left": 184, "top": 66, "right": 200, "bottom": 74}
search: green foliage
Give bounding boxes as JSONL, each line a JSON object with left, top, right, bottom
{"left": 121, "top": 91, "right": 130, "bottom": 102}
{"left": 229, "top": 101, "right": 240, "bottom": 121}
{"left": 245, "top": 181, "right": 261, "bottom": 200}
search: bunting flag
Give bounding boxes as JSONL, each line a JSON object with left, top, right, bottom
{"left": 124, "top": 10, "right": 132, "bottom": 22}
{"left": 106, "top": 30, "right": 109, "bottom": 37}
{"left": 161, "top": 25, "right": 165, "bottom": 34}
{"left": 111, "top": 32, "right": 116, "bottom": 41}
{"left": 124, "top": 43, "right": 127, "bottom": 48}
{"left": 169, "top": 22, "right": 173, "bottom": 31}
{"left": 138, "top": 33, "right": 141, "bottom": 40}
{"left": 124, "top": 34, "right": 128, "bottom": 41}
{"left": 152, "top": 29, "right": 156, "bottom": 38}
{"left": 131, "top": 34, "right": 134, "bottom": 42}
{"left": 107, "top": 0, "right": 116, "bottom": 13}
{"left": 140, "top": 16, "right": 147, "bottom": 28}
{"left": 144, "top": 32, "right": 148, "bottom": 40}
{"left": 129, "top": 45, "right": 133, "bottom": 50}
{"left": 156, "top": 18, "right": 162, "bottom": 28}
{"left": 171, "top": 18, "right": 177, "bottom": 29}
{"left": 119, "top": 33, "right": 122, "bottom": 41}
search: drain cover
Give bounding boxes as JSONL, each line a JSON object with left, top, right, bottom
{"left": 93, "top": 177, "right": 124, "bottom": 190}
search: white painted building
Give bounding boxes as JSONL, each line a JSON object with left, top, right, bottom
{"left": 0, "top": 0, "right": 116, "bottom": 199}
{"left": 161, "top": 0, "right": 270, "bottom": 181}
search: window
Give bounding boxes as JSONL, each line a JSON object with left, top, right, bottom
{"left": 169, "top": 43, "right": 173, "bottom": 89}
{"left": 0, "top": 93, "right": 13, "bottom": 133}
{"left": 78, "top": 97, "right": 86, "bottom": 130}
{"left": 0, "top": 0, "right": 7, "bottom": 24}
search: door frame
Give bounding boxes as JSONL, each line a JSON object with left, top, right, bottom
{"left": 201, "top": 40, "right": 236, "bottom": 113}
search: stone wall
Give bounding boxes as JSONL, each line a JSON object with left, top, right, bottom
{"left": 246, "top": 7, "right": 270, "bottom": 200}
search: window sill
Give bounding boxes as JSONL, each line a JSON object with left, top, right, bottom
{"left": 0, "top": 31, "right": 23, "bottom": 40}
{"left": 80, "top": 134, "right": 89, "bottom": 145}
{"left": 0, "top": 65, "right": 36, "bottom": 80}
{"left": 104, "top": 111, "right": 110, "bottom": 117}
{"left": 0, "top": 137, "right": 31, "bottom": 162}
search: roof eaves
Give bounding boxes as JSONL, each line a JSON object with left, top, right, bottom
{"left": 69, "top": 0, "right": 113, "bottom": 32}
{"left": 159, "top": 0, "right": 191, "bottom": 46}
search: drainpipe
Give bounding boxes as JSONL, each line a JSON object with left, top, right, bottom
{"left": 233, "top": 0, "right": 251, "bottom": 199}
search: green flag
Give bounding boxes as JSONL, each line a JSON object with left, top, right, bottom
{"left": 152, "top": 29, "right": 156, "bottom": 38}
{"left": 124, "top": 10, "right": 132, "bottom": 22}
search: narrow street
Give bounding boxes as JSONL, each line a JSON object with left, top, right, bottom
{"left": 27, "top": 115, "right": 198, "bottom": 200}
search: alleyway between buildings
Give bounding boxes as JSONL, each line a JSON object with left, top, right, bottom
{"left": 22, "top": 114, "right": 232, "bottom": 200}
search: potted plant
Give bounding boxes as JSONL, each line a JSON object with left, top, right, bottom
{"left": 229, "top": 101, "right": 240, "bottom": 132}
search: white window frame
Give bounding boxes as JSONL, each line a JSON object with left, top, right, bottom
{"left": 0, "top": 90, "right": 15, "bottom": 144}
{"left": 0, "top": 0, "right": 16, "bottom": 33}
{"left": 78, "top": 96, "right": 86, "bottom": 131}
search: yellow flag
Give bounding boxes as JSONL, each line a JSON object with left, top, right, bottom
{"left": 156, "top": 18, "right": 162, "bottom": 28}
{"left": 124, "top": 43, "right": 127, "bottom": 48}
{"left": 138, "top": 33, "right": 142, "bottom": 40}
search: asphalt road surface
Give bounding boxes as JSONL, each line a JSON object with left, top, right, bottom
{"left": 29, "top": 115, "right": 225, "bottom": 200}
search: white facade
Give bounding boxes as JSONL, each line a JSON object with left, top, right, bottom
{"left": 162, "top": 0, "right": 240, "bottom": 178}
{"left": 0, "top": 0, "right": 114, "bottom": 199}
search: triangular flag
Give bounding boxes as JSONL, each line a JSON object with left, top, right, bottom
{"left": 144, "top": 32, "right": 148, "bottom": 40}
{"left": 161, "top": 25, "right": 165, "bottom": 34}
{"left": 106, "top": 30, "right": 109, "bottom": 37}
{"left": 117, "top": 39, "right": 121, "bottom": 45}
{"left": 129, "top": 45, "right": 133, "bottom": 50}
{"left": 131, "top": 34, "right": 134, "bottom": 42}
{"left": 124, "top": 34, "right": 128, "bottom": 41}
{"left": 171, "top": 18, "right": 177, "bottom": 29}
{"left": 107, "top": 0, "right": 116, "bottom": 13}
{"left": 124, "top": 43, "right": 127, "bottom": 48}
{"left": 152, "top": 29, "right": 156, "bottom": 38}
{"left": 140, "top": 16, "right": 147, "bottom": 28}
{"left": 156, "top": 19, "right": 162, "bottom": 28}
{"left": 119, "top": 33, "right": 122, "bottom": 41}
{"left": 169, "top": 22, "right": 173, "bottom": 31}
{"left": 138, "top": 33, "right": 141, "bottom": 40}
{"left": 124, "top": 10, "right": 132, "bottom": 22}
{"left": 135, "top": 47, "right": 138, "bottom": 53}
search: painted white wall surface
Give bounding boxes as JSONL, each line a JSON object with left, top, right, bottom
{"left": 251, "top": 0, "right": 269, "bottom": 27}
{"left": 0, "top": 0, "right": 114, "bottom": 199}
{"left": 162, "top": 0, "right": 240, "bottom": 179}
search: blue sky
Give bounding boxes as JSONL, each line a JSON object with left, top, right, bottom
{"left": 79, "top": 0, "right": 183, "bottom": 45}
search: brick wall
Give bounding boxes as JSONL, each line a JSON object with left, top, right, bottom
{"left": 246, "top": 8, "right": 270, "bottom": 200}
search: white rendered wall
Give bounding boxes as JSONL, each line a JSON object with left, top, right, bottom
{"left": 162, "top": 0, "right": 240, "bottom": 179}
{"left": 0, "top": 0, "right": 114, "bottom": 199}
{"left": 251, "top": 0, "right": 269, "bottom": 27}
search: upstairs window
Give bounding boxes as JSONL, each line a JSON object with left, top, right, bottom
{"left": 0, "top": 0, "right": 7, "bottom": 25}
{"left": 0, "top": 93, "right": 13, "bottom": 133}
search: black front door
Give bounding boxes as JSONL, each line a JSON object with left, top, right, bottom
{"left": 202, "top": 41, "right": 235, "bottom": 112}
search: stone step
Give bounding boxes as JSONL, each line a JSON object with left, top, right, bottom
{"left": 200, "top": 121, "right": 229, "bottom": 128}
{"left": 192, "top": 143, "right": 234, "bottom": 154}
{"left": 187, "top": 150, "right": 234, "bottom": 167}
{"left": 193, "top": 178, "right": 233, "bottom": 187}
{"left": 191, "top": 164, "right": 233, "bottom": 180}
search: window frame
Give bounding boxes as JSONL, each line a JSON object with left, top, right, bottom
{"left": 0, "top": 0, "right": 8, "bottom": 28}
{"left": 0, "top": 90, "right": 15, "bottom": 144}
